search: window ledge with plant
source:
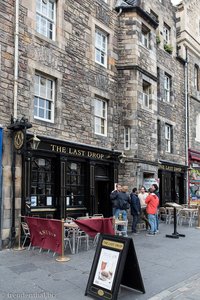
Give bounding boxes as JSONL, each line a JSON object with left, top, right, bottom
{"left": 164, "top": 43, "right": 173, "bottom": 54}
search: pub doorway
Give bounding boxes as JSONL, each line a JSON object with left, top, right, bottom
{"left": 95, "top": 181, "right": 112, "bottom": 217}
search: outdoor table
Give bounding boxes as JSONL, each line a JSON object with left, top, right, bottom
{"left": 64, "top": 222, "right": 79, "bottom": 254}
{"left": 74, "top": 217, "right": 114, "bottom": 238}
{"left": 165, "top": 202, "right": 185, "bottom": 239}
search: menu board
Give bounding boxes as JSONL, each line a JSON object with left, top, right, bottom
{"left": 85, "top": 234, "right": 145, "bottom": 299}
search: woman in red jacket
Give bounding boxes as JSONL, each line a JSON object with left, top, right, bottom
{"left": 145, "top": 189, "right": 159, "bottom": 236}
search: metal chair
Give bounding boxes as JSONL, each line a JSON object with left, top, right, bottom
{"left": 64, "top": 228, "right": 72, "bottom": 253}
{"left": 21, "top": 222, "right": 31, "bottom": 250}
{"left": 76, "top": 229, "right": 89, "bottom": 253}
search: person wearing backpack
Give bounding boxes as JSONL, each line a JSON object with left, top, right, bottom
{"left": 130, "top": 188, "right": 141, "bottom": 235}
{"left": 114, "top": 186, "right": 130, "bottom": 235}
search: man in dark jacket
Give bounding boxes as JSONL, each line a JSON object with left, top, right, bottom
{"left": 130, "top": 188, "right": 141, "bottom": 234}
{"left": 110, "top": 184, "right": 122, "bottom": 216}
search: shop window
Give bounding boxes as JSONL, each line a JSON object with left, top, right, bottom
{"left": 66, "top": 162, "right": 85, "bottom": 207}
{"left": 95, "top": 28, "right": 108, "bottom": 67}
{"left": 36, "top": 0, "right": 56, "bottom": 40}
{"left": 94, "top": 98, "right": 107, "bottom": 136}
{"left": 34, "top": 73, "right": 55, "bottom": 122}
{"left": 30, "top": 157, "right": 55, "bottom": 207}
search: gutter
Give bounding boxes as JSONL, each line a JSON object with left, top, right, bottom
{"left": 0, "top": 128, "right": 3, "bottom": 250}
{"left": 14, "top": 0, "right": 19, "bottom": 119}
{"left": 184, "top": 47, "right": 189, "bottom": 204}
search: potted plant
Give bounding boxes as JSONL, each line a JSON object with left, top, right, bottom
{"left": 156, "top": 35, "right": 161, "bottom": 45}
{"left": 164, "top": 43, "right": 173, "bottom": 54}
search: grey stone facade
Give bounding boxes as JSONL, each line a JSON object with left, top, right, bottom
{"left": 0, "top": 0, "right": 197, "bottom": 246}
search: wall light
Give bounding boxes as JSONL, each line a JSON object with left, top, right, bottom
{"left": 29, "top": 133, "right": 41, "bottom": 150}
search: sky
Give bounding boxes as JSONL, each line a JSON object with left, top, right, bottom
{"left": 171, "top": 0, "right": 182, "bottom": 5}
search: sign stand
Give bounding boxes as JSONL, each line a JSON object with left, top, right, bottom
{"left": 85, "top": 234, "right": 145, "bottom": 299}
{"left": 165, "top": 202, "right": 185, "bottom": 239}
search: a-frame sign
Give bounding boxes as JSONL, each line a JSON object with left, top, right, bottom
{"left": 85, "top": 234, "right": 145, "bottom": 299}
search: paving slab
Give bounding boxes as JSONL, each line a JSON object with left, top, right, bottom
{"left": 0, "top": 223, "right": 200, "bottom": 300}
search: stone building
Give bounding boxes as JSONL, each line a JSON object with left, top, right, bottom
{"left": 0, "top": 0, "right": 190, "bottom": 247}
{"left": 176, "top": 0, "right": 200, "bottom": 203}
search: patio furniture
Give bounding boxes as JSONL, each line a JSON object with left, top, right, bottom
{"left": 21, "top": 222, "right": 31, "bottom": 250}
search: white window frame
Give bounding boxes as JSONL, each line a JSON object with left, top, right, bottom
{"left": 94, "top": 98, "right": 107, "bottom": 136}
{"left": 194, "top": 65, "right": 199, "bottom": 90}
{"left": 196, "top": 114, "right": 200, "bottom": 142}
{"left": 163, "top": 24, "right": 170, "bottom": 44}
{"left": 36, "top": 0, "right": 56, "bottom": 40}
{"left": 141, "top": 24, "right": 150, "bottom": 48}
{"left": 165, "top": 124, "right": 171, "bottom": 153}
{"left": 124, "top": 127, "right": 130, "bottom": 150}
{"left": 34, "top": 73, "right": 55, "bottom": 123}
{"left": 143, "top": 81, "right": 151, "bottom": 108}
{"left": 164, "top": 74, "right": 171, "bottom": 102}
{"left": 95, "top": 28, "right": 108, "bottom": 67}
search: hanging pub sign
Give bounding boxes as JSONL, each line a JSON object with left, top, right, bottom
{"left": 85, "top": 234, "right": 145, "bottom": 299}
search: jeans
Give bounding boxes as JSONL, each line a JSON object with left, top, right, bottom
{"left": 155, "top": 212, "right": 159, "bottom": 231}
{"left": 132, "top": 214, "right": 139, "bottom": 233}
{"left": 148, "top": 214, "right": 156, "bottom": 234}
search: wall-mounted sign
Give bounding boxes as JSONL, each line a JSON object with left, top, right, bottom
{"left": 143, "top": 178, "right": 159, "bottom": 191}
{"left": 14, "top": 130, "right": 25, "bottom": 150}
{"left": 85, "top": 234, "right": 145, "bottom": 299}
{"left": 50, "top": 144, "right": 105, "bottom": 160}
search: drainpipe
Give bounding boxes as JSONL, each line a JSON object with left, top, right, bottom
{"left": 184, "top": 47, "right": 189, "bottom": 204}
{"left": 0, "top": 128, "right": 3, "bottom": 250}
{"left": 10, "top": 0, "right": 19, "bottom": 247}
{"left": 14, "top": 0, "right": 19, "bottom": 119}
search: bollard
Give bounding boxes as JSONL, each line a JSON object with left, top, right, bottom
{"left": 56, "top": 219, "right": 71, "bottom": 262}
{"left": 14, "top": 215, "right": 25, "bottom": 251}
{"left": 196, "top": 206, "right": 200, "bottom": 229}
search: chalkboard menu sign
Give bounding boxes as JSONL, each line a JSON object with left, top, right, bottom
{"left": 85, "top": 234, "right": 145, "bottom": 299}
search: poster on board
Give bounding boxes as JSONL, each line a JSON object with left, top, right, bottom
{"left": 85, "top": 234, "right": 145, "bottom": 299}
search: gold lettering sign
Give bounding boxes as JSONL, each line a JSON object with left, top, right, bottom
{"left": 50, "top": 144, "right": 105, "bottom": 160}
{"left": 39, "top": 229, "right": 56, "bottom": 238}
{"left": 159, "top": 165, "right": 183, "bottom": 172}
{"left": 102, "top": 239, "right": 124, "bottom": 250}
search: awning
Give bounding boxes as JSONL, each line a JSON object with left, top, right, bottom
{"left": 189, "top": 150, "right": 200, "bottom": 162}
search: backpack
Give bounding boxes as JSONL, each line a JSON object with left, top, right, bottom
{"left": 119, "top": 199, "right": 130, "bottom": 210}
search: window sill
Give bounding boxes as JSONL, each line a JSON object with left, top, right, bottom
{"left": 35, "top": 32, "right": 57, "bottom": 47}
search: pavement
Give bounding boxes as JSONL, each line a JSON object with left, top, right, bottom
{"left": 0, "top": 222, "right": 200, "bottom": 300}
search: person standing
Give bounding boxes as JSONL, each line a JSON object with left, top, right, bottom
{"left": 110, "top": 184, "right": 122, "bottom": 216}
{"left": 145, "top": 188, "right": 159, "bottom": 236}
{"left": 138, "top": 186, "right": 150, "bottom": 230}
{"left": 151, "top": 184, "right": 160, "bottom": 233}
{"left": 130, "top": 188, "right": 141, "bottom": 234}
{"left": 114, "top": 186, "right": 130, "bottom": 236}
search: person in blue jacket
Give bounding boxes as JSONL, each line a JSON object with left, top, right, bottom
{"left": 130, "top": 188, "right": 141, "bottom": 234}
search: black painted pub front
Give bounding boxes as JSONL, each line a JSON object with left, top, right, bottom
{"left": 22, "top": 136, "right": 120, "bottom": 220}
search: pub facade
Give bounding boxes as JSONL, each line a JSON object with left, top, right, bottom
{"left": 23, "top": 136, "right": 120, "bottom": 220}
{"left": 1, "top": 0, "right": 195, "bottom": 247}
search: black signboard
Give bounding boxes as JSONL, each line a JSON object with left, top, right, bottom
{"left": 85, "top": 234, "right": 145, "bottom": 299}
